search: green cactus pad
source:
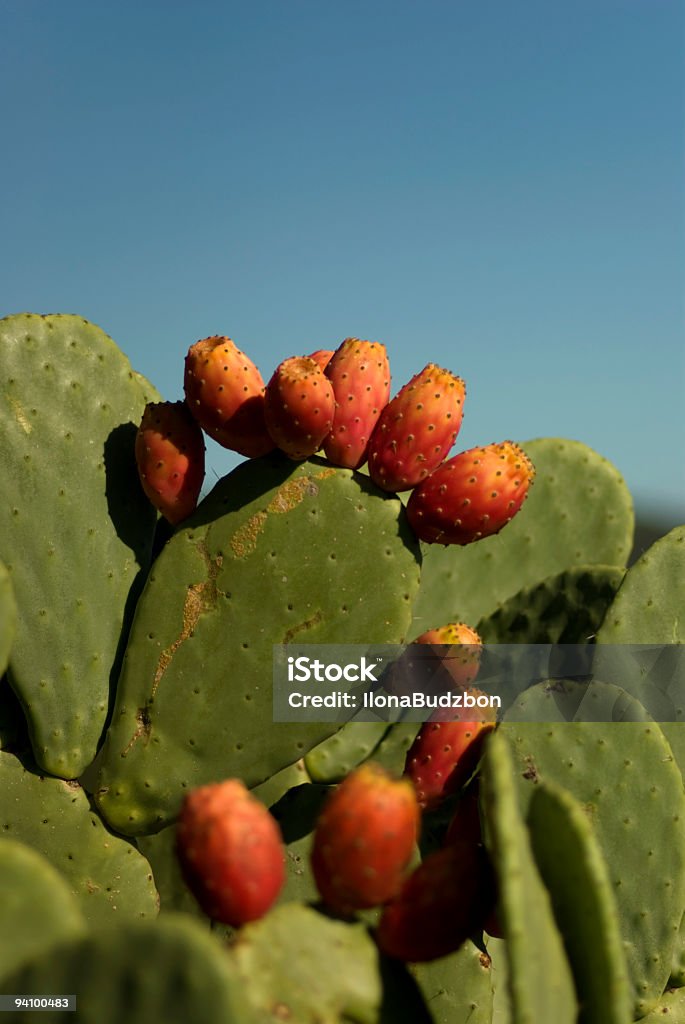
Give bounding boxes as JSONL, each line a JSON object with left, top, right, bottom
{"left": 412, "top": 438, "right": 633, "bottom": 634}
{"left": 304, "top": 720, "right": 391, "bottom": 782}
{"left": 367, "top": 722, "right": 422, "bottom": 776}
{"left": 94, "top": 455, "right": 420, "bottom": 835}
{"left": 594, "top": 527, "right": 685, "bottom": 715}
{"left": 251, "top": 757, "right": 311, "bottom": 807}
{"left": 502, "top": 717, "right": 685, "bottom": 1017}
{"left": 0, "top": 838, "right": 86, "bottom": 983}
{"left": 527, "top": 781, "right": 632, "bottom": 1024}
{"left": 0, "top": 561, "right": 16, "bottom": 677}
{"left": 480, "top": 731, "right": 577, "bottom": 1023}
{"left": 487, "top": 937, "right": 512, "bottom": 1024}
{"left": 477, "top": 565, "right": 625, "bottom": 643}
{"left": 0, "top": 915, "right": 252, "bottom": 1024}
{"left": 638, "top": 988, "right": 685, "bottom": 1023}
{"left": 596, "top": 526, "right": 685, "bottom": 645}
{"left": 662, "top": 725, "right": 685, "bottom": 988}
{"left": 230, "top": 903, "right": 381, "bottom": 1024}
{"left": 0, "top": 751, "right": 158, "bottom": 926}
{"left": 0, "top": 313, "right": 160, "bottom": 778}
{"left": 503, "top": 678, "right": 652, "bottom": 724}
{"left": 409, "top": 940, "right": 494, "bottom": 1024}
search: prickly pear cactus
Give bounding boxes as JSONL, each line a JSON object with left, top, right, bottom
{"left": 596, "top": 526, "right": 685, "bottom": 645}
{"left": 0, "top": 314, "right": 159, "bottom": 778}
{"left": 2, "top": 308, "right": 683, "bottom": 1022}
{"left": 527, "top": 780, "right": 632, "bottom": 1024}
{"left": 304, "top": 719, "right": 391, "bottom": 782}
{"left": 502, "top": 713, "right": 685, "bottom": 1017}
{"left": 480, "top": 730, "right": 577, "bottom": 1023}
{"left": 230, "top": 904, "right": 381, "bottom": 1023}
{"left": 0, "top": 838, "right": 86, "bottom": 983}
{"left": 0, "top": 751, "right": 159, "bottom": 925}
{"left": 410, "top": 940, "right": 494, "bottom": 1024}
{"left": 0, "top": 915, "right": 252, "bottom": 1024}
{"left": 95, "top": 455, "right": 420, "bottom": 835}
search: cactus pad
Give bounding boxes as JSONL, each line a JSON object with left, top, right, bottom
{"left": 0, "top": 915, "right": 251, "bottom": 1024}
{"left": 410, "top": 940, "right": 494, "bottom": 1024}
{"left": 0, "top": 751, "right": 158, "bottom": 926}
{"left": 230, "top": 903, "right": 381, "bottom": 1023}
{"left": 527, "top": 781, "right": 632, "bottom": 1024}
{"left": 0, "top": 838, "right": 86, "bottom": 983}
{"left": 480, "top": 730, "right": 577, "bottom": 1023}
{"left": 305, "top": 720, "right": 391, "bottom": 782}
{"left": 477, "top": 565, "right": 625, "bottom": 643}
{"left": 95, "top": 455, "right": 420, "bottom": 835}
{"left": 596, "top": 526, "right": 685, "bottom": 644}
{"left": 502, "top": 715, "right": 685, "bottom": 1016}
{"left": 0, "top": 313, "right": 159, "bottom": 778}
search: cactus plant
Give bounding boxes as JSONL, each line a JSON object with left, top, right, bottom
{"left": 0, "top": 310, "right": 683, "bottom": 1021}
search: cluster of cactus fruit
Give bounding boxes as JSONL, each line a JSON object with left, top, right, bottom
{"left": 0, "top": 311, "right": 684, "bottom": 1023}
{"left": 135, "top": 333, "right": 535, "bottom": 545}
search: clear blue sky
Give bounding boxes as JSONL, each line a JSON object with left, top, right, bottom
{"left": 2, "top": 1, "right": 683, "bottom": 516}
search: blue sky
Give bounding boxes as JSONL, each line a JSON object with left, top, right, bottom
{"left": 2, "top": 1, "right": 683, "bottom": 515}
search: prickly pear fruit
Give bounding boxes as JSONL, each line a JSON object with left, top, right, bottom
{"left": 323, "top": 338, "right": 391, "bottom": 469}
{"left": 376, "top": 839, "right": 492, "bottom": 962}
{"left": 406, "top": 440, "right": 535, "bottom": 544}
{"left": 367, "top": 364, "right": 465, "bottom": 491}
{"left": 404, "top": 716, "right": 495, "bottom": 811}
{"left": 176, "top": 779, "right": 285, "bottom": 927}
{"left": 264, "top": 355, "right": 335, "bottom": 459}
{"left": 311, "top": 762, "right": 421, "bottom": 916}
{"left": 384, "top": 623, "right": 482, "bottom": 699}
{"left": 184, "top": 335, "right": 274, "bottom": 457}
{"left": 135, "top": 401, "right": 205, "bottom": 525}
{"left": 307, "top": 349, "right": 335, "bottom": 372}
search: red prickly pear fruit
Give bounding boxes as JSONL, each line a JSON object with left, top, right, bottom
{"left": 176, "top": 779, "right": 285, "bottom": 927}
{"left": 264, "top": 355, "right": 335, "bottom": 460}
{"left": 135, "top": 401, "right": 205, "bottom": 525}
{"left": 184, "top": 336, "right": 275, "bottom": 458}
{"left": 404, "top": 715, "right": 495, "bottom": 811}
{"left": 307, "top": 349, "right": 335, "bottom": 372}
{"left": 323, "top": 338, "right": 391, "bottom": 469}
{"left": 367, "top": 364, "right": 465, "bottom": 492}
{"left": 384, "top": 623, "right": 482, "bottom": 699}
{"left": 406, "top": 440, "right": 535, "bottom": 545}
{"left": 376, "top": 839, "right": 493, "bottom": 962}
{"left": 311, "top": 762, "right": 421, "bottom": 916}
